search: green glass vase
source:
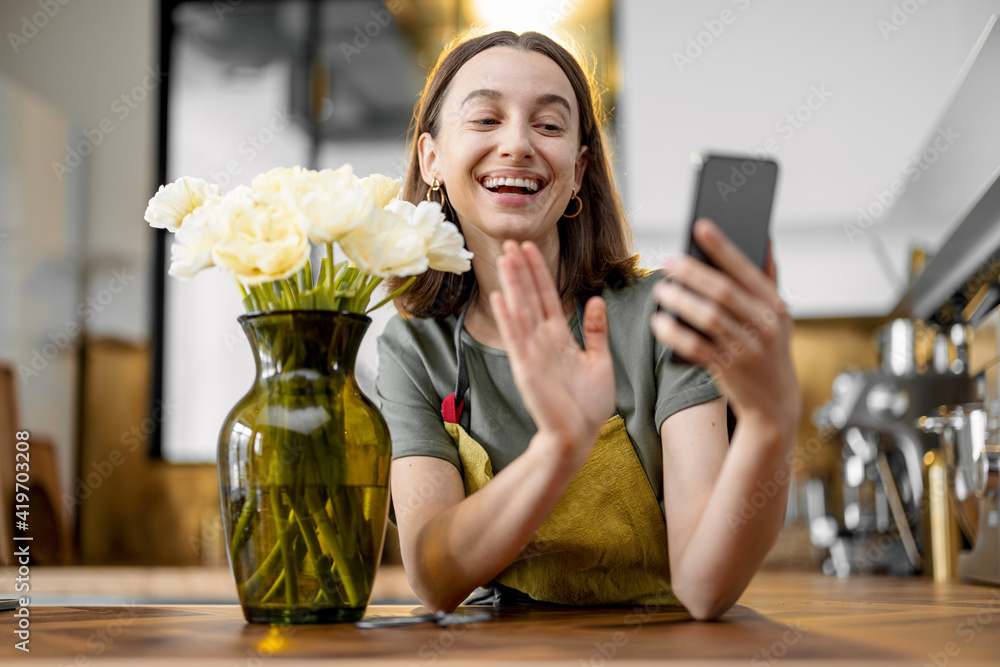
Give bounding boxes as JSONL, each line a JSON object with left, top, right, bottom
{"left": 218, "top": 310, "right": 391, "bottom": 624}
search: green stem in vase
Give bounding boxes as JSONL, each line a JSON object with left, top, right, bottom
{"left": 248, "top": 285, "right": 268, "bottom": 312}
{"left": 290, "top": 506, "right": 346, "bottom": 604}
{"left": 283, "top": 278, "right": 299, "bottom": 309}
{"left": 336, "top": 266, "right": 363, "bottom": 312}
{"left": 279, "top": 363, "right": 345, "bottom": 607}
{"left": 366, "top": 275, "right": 416, "bottom": 314}
{"left": 232, "top": 276, "right": 250, "bottom": 300}
{"left": 304, "top": 485, "right": 361, "bottom": 607}
{"left": 232, "top": 275, "right": 260, "bottom": 312}
{"left": 229, "top": 488, "right": 258, "bottom": 562}
{"left": 351, "top": 276, "right": 382, "bottom": 312}
{"left": 239, "top": 511, "right": 298, "bottom": 599}
{"left": 297, "top": 263, "right": 314, "bottom": 309}
{"left": 262, "top": 282, "right": 281, "bottom": 310}
{"left": 297, "top": 262, "right": 312, "bottom": 293}
{"left": 326, "top": 491, "right": 367, "bottom": 584}
{"left": 325, "top": 243, "right": 336, "bottom": 291}
{"left": 259, "top": 530, "right": 307, "bottom": 604}
{"left": 270, "top": 485, "right": 299, "bottom": 606}
{"left": 260, "top": 570, "right": 284, "bottom": 604}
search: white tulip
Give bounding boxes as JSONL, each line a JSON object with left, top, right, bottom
{"left": 360, "top": 174, "right": 403, "bottom": 208}
{"left": 296, "top": 168, "right": 376, "bottom": 244}
{"left": 167, "top": 196, "right": 224, "bottom": 279}
{"left": 250, "top": 166, "right": 307, "bottom": 193}
{"left": 385, "top": 199, "right": 472, "bottom": 275}
{"left": 427, "top": 220, "right": 473, "bottom": 274}
{"left": 340, "top": 206, "right": 431, "bottom": 278}
{"left": 211, "top": 187, "right": 311, "bottom": 286}
{"left": 144, "top": 177, "right": 221, "bottom": 232}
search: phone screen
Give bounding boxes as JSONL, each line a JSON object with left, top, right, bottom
{"left": 666, "top": 154, "right": 778, "bottom": 365}
{"left": 687, "top": 154, "right": 778, "bottom": 269}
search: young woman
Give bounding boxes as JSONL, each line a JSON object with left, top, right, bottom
{"left": 375, "top": 30, "right": 801, "bottom": 619}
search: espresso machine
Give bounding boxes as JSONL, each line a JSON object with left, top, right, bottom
{"left": 813, "top": 295, "right": 1000, "bottom": 584}
{"left": 919, "top": 302, "right": 1000, "bottom": 584}
{"left": 813, "top": 318, "right": 978, "bottom": 577}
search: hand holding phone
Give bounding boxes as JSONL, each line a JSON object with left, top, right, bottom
{"left": 665, "top": 154, "right": 779, "bottom": 364}
{"left": 651, "top": 154, "right": 799, "bottom": 442}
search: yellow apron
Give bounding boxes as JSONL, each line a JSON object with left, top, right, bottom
{"left": 442, "top": 290, "right": 680, "bottom": 607}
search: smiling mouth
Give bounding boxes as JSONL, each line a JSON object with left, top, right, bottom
{"left": 480, "top": 176, "right": 544, "bottom": 196}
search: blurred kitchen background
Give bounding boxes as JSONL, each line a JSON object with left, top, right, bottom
{"left": 1, "top": 0, "right": 999, "bottom": 590}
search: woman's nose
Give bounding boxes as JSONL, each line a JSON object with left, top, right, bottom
{"left": 497, "top": 121, "right": 535, "bottom": 160}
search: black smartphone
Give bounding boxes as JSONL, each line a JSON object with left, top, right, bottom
{"left": 665, "top": 153, "right": 779, "bottom": 364}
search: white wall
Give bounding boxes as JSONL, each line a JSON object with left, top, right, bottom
{"left": 0, "top": 0, "right": 157, "bottom": 341}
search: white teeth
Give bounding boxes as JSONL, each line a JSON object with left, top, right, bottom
{"left": 481, "top": 176, "right": 541, "bottom": 192}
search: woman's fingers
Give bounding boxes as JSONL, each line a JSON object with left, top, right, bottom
{"left": 661, "top": 256, "right": 760, "bottom": 325}
{"left": 497, "top": 249, "right": 533, "bottom": 338}
{"left": 582, "top": 296, "right": 610, "bottom": 359}
{"left": 653, "top": 280, "right": 742, "bottom": 343}
{"left": 492, "top": 240, "right": 574, "bottom": 354}
{"left": 650, "top": 310, "right": 714, "bottom": 368}
{"left": 764, "top": 239, "right": 778, "bottom": 284}
{"left": 691, "top": 219, "right": 775, "bottom": 301}
{"left": 497, "top": 241, "right": 542, "bottom": 336}
{"left": 521, "top": 241, "right": 564, "bottom": 320}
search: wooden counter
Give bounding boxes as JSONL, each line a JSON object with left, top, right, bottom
{"left": 1, "top": 567, "right": 999, "bottom": 665}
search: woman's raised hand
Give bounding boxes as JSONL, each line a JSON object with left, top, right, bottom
{"left": 651, "top": 219, "right": 801, "bottom": 439}
{"left": 490, "top": 240, "right": 615, "bottom": 467}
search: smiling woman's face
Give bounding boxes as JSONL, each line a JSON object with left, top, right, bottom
{"left": 418, "top": 47, "right": 589, "bottom": 244}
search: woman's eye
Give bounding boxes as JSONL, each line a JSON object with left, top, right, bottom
{"left": 474, "top": 118, "right": 498, "bottom": 125}
{"left": 537, "top": 123, "right": 563, "bottom": 133}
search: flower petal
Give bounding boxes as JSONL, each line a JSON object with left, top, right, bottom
{"left": 145, "top": 177, "right": 220, "bottom": 232}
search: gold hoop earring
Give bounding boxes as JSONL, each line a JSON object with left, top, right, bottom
{"left": 563, "top": 188, "right": 583, "bottom": 219}
{"left": 427, "top": 177, "right": 447, "bottom": 210}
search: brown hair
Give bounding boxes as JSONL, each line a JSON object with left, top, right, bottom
{"left": 387, "top": 30, "right": 640, "bottom": 318}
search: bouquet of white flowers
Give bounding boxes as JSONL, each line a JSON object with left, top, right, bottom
{"left": 145, "top": 165, "right": 473, "bottom": 313}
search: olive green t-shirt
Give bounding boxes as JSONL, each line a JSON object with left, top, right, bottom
{"left": 375, "top": 271, "right": 722, "bottom": 519}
